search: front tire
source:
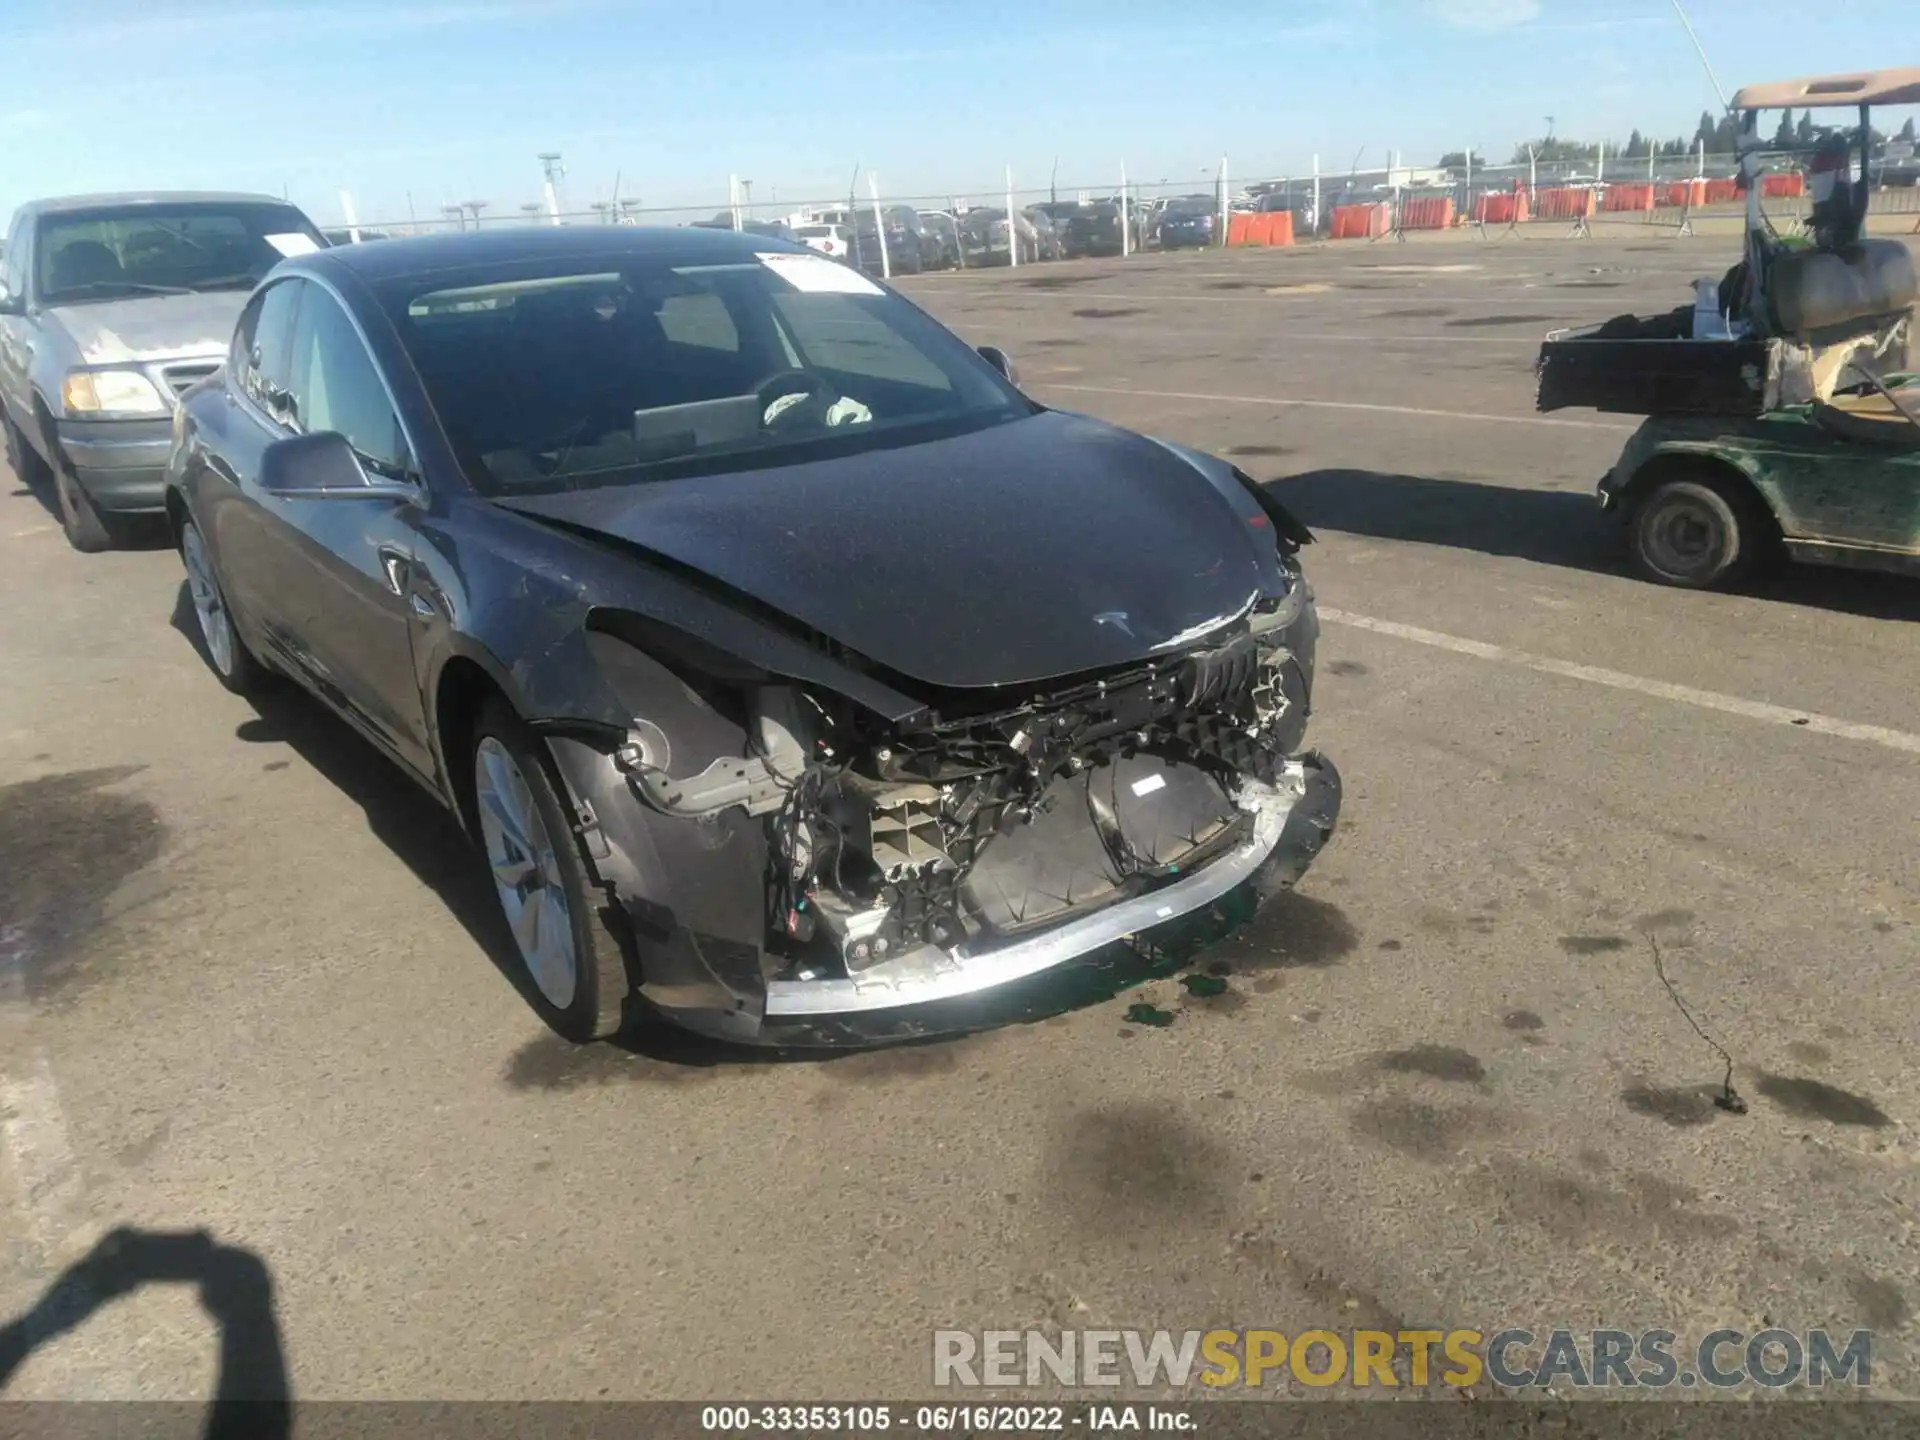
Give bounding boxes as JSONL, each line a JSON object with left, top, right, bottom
{"left": 53, "top": 466, "right": 121, "bottom": 553}
{"left": 4, "top": 410, "right": 52, "bottom": 489}
{"left": 1627, "top": 473, "right": 1760, "bottom": 590}
{"left": 180, "top": 518, "right": 268, "bottom": 693}
{"left": 471, "top": 700, "right": 630, "bottom": 1043}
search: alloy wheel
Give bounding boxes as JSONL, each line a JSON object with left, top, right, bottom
{"left": 474, "top": 737, "right": 579, "bottom": 1010}
{"left": 181, "top": 525, "right": 237, "bottom": 676}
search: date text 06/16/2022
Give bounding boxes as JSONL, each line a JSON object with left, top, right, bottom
{"left": 699, "top": 1404, "right": 1195, "bottom": 1432}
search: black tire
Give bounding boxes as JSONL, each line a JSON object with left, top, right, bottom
{"left": 178, "top": 517, "right": 269, "bottom": 694}
{"left": 53, "top": 465, "right": 117, "bottom": 553}
{"left": 471, "top": 698, "right": 630, "bottom": 1043}
{"left": 1626, "top": 472, "right": 1762, "bottom": 590}
{"left": 4, "top": 410, "right": 51, "bottom": 489}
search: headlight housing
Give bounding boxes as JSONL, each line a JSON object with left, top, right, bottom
{"left": 62, "top": 369, "right": 168, "bottom": 419}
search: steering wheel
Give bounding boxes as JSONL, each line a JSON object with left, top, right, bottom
{"left": 755, "top": 369, "right": 835, "bottom": 433}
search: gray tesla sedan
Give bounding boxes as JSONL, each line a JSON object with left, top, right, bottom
{"left": 163, "top": 225, "right": 1340, "bottom": 1046}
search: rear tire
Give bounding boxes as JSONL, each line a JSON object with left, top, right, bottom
{"left": 1626, "top": 472, "right": 1762, "bottom": 590}
{"left": 471, "top": 699, "right": 630, "bottom": 1043}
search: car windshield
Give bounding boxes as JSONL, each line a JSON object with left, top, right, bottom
{"left": 36, "top": 202, "right": 324, "bottom": 304}
{"left": 383, "top": 250, "right": 1036, "bottom": 495}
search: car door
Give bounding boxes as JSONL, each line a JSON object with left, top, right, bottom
{"left": 206, "top": 276, "right": 306, "bottom": 653}
{"left": 256, "top": 280, "right": 437, "bottom": 778}
{"left": 0, "top": 216, "right": 36, "bottom": 425}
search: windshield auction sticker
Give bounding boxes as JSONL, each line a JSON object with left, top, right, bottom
{"left": 755, "top": 252, "right": 884, "bottom": 296}
{"left": 265, "top": 232, "right": 321, "bottom": 257}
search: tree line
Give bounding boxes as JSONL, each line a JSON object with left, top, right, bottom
{"left": 1439, "top": 113, "right": 1916, "bottom": 170}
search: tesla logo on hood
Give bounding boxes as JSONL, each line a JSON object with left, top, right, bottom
{"left": 1092, "top": 611, "right": 1136, "bottom": 637}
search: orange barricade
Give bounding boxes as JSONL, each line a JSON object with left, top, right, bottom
{"left": 1399, "top": 196, "right": 1455, "bottom": 230}
{"left": 1534, "top": 188, "right": 1597, "bottom": 220}
{"left": 1704, "top": 178, "right": 1740, "bottom": 204}
{"left": 1226, "top": 211, "right": 1296, "bottom": 247}
{"left": 1761, "top": 173, "right": 1805, "bottom": 198}
{"left": 1473, "top": 191, "right": 1530, "bottom": 225}
{"left": 1662, "top": 180, "right": 1707, "bottom": 208}
{"left": 1330, "top": 203, "right": 1389, "bottom": 239}
{"left": 1603, "top": 183, "right": 1654, "bottom": 212}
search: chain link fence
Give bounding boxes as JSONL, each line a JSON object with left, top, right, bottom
{"left": 352, "top": 149, "right": 1920, "bottom": 259}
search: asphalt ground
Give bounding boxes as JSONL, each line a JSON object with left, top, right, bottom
{"left": 1, "top": 229, "right": 1917, "bottom": 1407}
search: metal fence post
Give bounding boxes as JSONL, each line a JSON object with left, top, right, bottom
{"left": 1006, "top": 166, "right": 1018, "bottom": 268}
{"left": 1120, "top": 161, "right": 1131, "bottom": 257}
{"left": 868, "top": 172, "right": 891, "bottom": 280}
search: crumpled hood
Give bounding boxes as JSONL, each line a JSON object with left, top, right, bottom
{"left": 48, "top": 291, "right": 247, "bottom": 365}
{"left": 496, "top": 410, "right": 1282, "bottom": 691}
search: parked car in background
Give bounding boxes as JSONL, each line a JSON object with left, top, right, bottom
{"left": 851, "top": 207, "right": 925, "bottom": 277}
{"left": 1022, "top": 208, "right": 1064, "bottom": 261}
{"left": 915, "top": 210, "right": 962, "bottom": 269}
{"left": 162, "top": 224, "right": 1338, "bottom": 1046}
{"left": 0, "top": 190, "right": 328, "bottom": 551}
{"left": 1034, "top": 201, "right": 1125, "bottom": 257}
{"left": 795, "top": 223, "right": 854, "bottom": 260}
{"left": 957, "top": 208, "right": 1038, "bottom": 266}
{"left": 1158, "top": 196, "right": 1219, "bottom": 249}
{"left": 322, "top": 228, "right": 392, "bottom": 245}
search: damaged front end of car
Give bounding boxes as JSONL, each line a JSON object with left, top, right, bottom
{"left": 536, "top": 546, "right": 1339, "bottom": 1046}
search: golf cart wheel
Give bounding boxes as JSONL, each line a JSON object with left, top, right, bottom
{"left": 1626, "top": 471, "right": 1760, "bottom": 590}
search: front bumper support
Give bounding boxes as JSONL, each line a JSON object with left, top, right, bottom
{"left": 764, "top": 752, "right": 1341, "bottom": 1019}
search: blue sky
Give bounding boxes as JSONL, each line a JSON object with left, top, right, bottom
{"left": 4, "top": 0, "right": 1913, "bottom": 227}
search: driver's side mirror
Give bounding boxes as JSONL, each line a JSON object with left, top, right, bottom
{"left": 260, "top": 430, "right": 414, "bottom": 500}
{"left": 977, "top": 345, "right": 1019, "bottom": 385}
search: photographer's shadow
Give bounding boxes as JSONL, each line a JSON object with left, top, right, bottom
{"left": 0, "top": 1227, "right": 289, "bottom": 1440}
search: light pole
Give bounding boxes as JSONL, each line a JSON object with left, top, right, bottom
{"left": 618, "top": 197, "right": 643, "bottom": 225}
{"left": 464, "top": 200, "right": 488, "bottom": 230}
{"left": 538, "top": 151, "right": 565, "bottom": 225}
{"left": 441, "top": 203, "right": 466, "bottom": 231}
{"left": 519, "top": 202, "right": 543, "bottom": 225}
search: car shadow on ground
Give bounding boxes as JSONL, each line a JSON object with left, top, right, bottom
{"left": 168, "top": 581, "right": 1314, "bottom": 1075}
{"left": 11, "top": 464, "right": 173, "bottom": 551}
{"left": 1269, "top": 468, "right": 1920, "bottom": 623}
{"left": 0, "top": 1226, "right": 289, "bottom": 1438}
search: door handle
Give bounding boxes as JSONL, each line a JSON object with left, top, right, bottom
{"left": 410, "top": 594, "right": 436, "bottom": 619}
{"left": 376, "top": 545, "right": 410, "bottom": 595}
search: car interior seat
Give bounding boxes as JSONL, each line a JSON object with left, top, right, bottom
{"left": 48, "top": 241, "right": 126, "bottom": 292}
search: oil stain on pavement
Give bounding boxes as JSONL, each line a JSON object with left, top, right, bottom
{"left": 0, "top": 766, "right": 164, "bottom": 999}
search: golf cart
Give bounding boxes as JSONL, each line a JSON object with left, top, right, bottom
{"left": 1536, "top": 69, "right": 1920, "bottom": 589}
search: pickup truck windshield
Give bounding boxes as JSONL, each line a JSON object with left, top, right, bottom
{"left": 36, "top": 203, "right": 325, "bottom": 305}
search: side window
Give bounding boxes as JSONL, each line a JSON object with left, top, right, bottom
{"left": 656, "top": 292, "right": 739, "bottom": 353}
{"left": 287, "top": 287, "right": 409, "bottom": 477}
{"left": 240, "top": 279, "right": 303, "bottom": 423}
{"left": 4, "top": 218, "right": 28, "bottom": 299}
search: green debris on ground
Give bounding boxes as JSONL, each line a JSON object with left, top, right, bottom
{"left": 1123, "top": 1002, "right": 1176, "bottom": 1028}
{"left": 1179, "top": 972, "right": 1229, "bottom": 998}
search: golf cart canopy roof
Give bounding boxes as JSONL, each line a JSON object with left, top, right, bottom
{"left": 1732, "top": 68, "right": 1920, "bottom": 111}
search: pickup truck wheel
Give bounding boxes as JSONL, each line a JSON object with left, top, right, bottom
{"left": 1627, "top": 475, "right": 1755, "bottom": 590}
{"left": 471, "top": 700, "right": 630, "bottom": 1043}
{"left": 4, "top": 412, "right": 51, "bottom": 489}
{"left": 54, "top": 466, "right": 117, "bottom": 553}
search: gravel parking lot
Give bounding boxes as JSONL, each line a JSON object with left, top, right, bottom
{"left": 2, "top": 231, "right": 1918, "bottom": 1403}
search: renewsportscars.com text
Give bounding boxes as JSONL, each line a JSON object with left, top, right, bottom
{"left": 933, "top": 1327, "right": 1873, "bottom": 1390}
